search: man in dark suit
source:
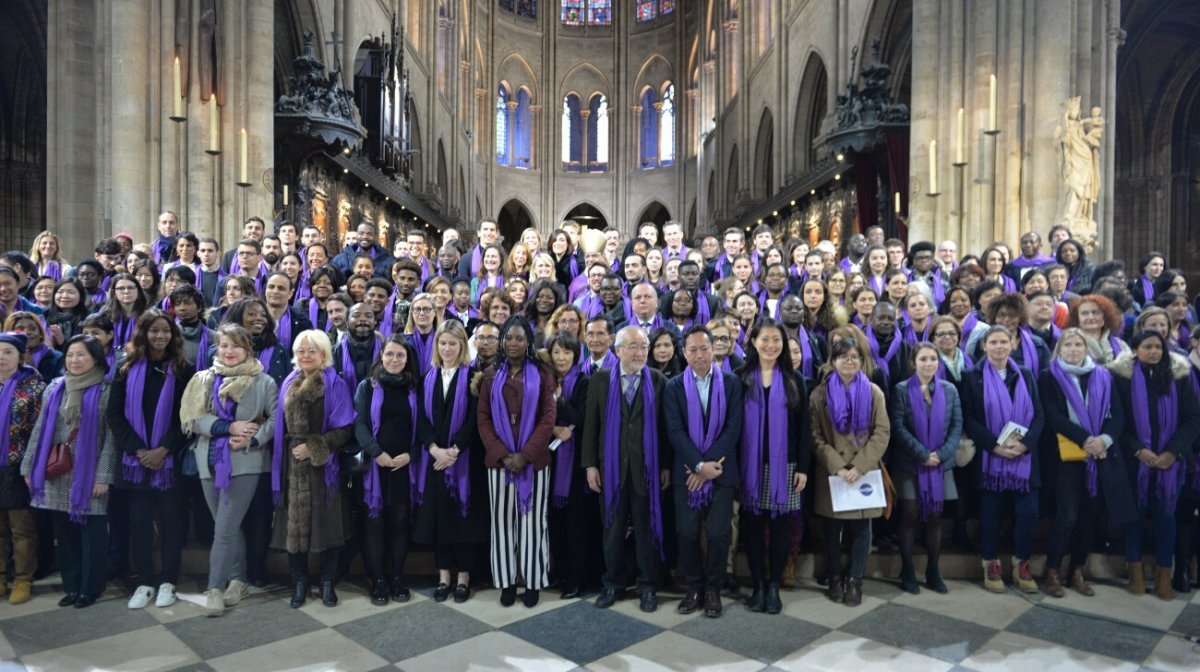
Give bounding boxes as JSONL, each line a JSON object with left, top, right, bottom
{"left": 581, "top": 325, "right": 669, "bottom": 613}
{"left": 663, "top": 326, "right": 744, "bottom": 618}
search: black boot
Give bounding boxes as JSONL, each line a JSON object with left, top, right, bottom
{"left": 764, "top": 582, "right": 783, "bottom": 615}
{"left": 370, "top": 579, "right": 389, "bottom": 606}
{"left": 899, "top": 563, "right": 920, "bottom": 594}
{"left": 288, "top": 553, "right": 308, "bottom": 609}
{"left": 321, "top": 581, "right": 339, "bottom": 607}
{"left": 1172, "top": 565, "right": 1192, "bottom": 594}
{"left": 745, "top": 582, "right": 766, "bottom": 612}
{"left": 290, "top": 582, "right": 308, "bottom": 609}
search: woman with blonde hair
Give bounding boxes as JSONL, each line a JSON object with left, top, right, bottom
{"left": 506, "top": 243, "right": 532, "bottom": 281}
{"left": 403, "top": 293, "right": 440, "bottom": 373}
{"left": 29, "top": 232, "right": 69, "bottom": 283}
{"left": 270, "top": 329, "right": 356, "bottom": 608}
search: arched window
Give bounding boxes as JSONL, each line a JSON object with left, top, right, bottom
{"left": 588, "top": 94, "right": 609, "bottom": 172}
{"left": 562, "top": 94, "right": 583, "bottom": 171}
{"left": 640, "top": 88, "right": 659, "bottom": 169}
{"left": 636, "top": 0, "right": 675, "bottom": 22}
{"left": 513, "top": 88, "right": 533, "bottom": 169}
{"left": 562, "top": 0, "right": 611, "bottom": 26}
{"left": 659, "top": 84, "right": 676, "bottom": 166}
{"left": 496, "top": 84, "right": 511, "bottom": 166}
{"left": 499, "top": 0, "right": 537, "bottom": 19}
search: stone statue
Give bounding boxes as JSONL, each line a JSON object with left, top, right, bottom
{"left": 1054, "top": 97, "right": 1103, "bottom": 252}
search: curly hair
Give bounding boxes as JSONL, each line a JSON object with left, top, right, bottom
{"left": 1066, "top": 294, "right": 1124, "bottom": 335}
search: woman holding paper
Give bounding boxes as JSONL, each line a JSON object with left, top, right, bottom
{"left": 961, "top": 325, "right": 1044, "bottom": 594}
{"left": 889, "top": 343, "right": 962, "bottom": 595}
{"left": 1037, "top": 328, "right": 1132, "bottom": 598}
{"left": 810, "top": 337, "right": 890, "bottom": 607}
{"left": 1111, "top": 330, "right": 1200, "bottom": 600}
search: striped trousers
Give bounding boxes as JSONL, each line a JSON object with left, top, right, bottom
{"left": 488, "top": 467, "right": 551, "bottom": 590}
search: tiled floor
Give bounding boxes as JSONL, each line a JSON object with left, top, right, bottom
{"left": 2, "top": 570, "right": 1199, "bottom": 672}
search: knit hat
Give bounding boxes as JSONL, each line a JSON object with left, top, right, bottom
{"left": 0, "top": 332, "right": 28, "bottom": 354}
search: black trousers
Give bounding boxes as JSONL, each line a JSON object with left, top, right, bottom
{"left": 549, "top": 485, "right": 603, "bottom": 590}
{"left": 744, "top": 510, "right": 793, "bottom": 584}
{"left": 240, "top": 474, "right": 273, "bottom": 583}
{"left": 362, "top": 499, "right": 410, "bottom": 581}
{"left": 106, "top": 488, "right": 129, "bottom": 574}
{"left": 674, "top": 484, "right": 734, "bottom": 592}
{"left": 1046, "top": 463, "right": 1100, "bottom": 570}
{"left": 54, "top": 512, "right": 108, "bottom": 597}
{"left": 289, "top": 547, "right": 340, "bottom": 584}
{"left": 601, "top": 483, "right": 659, "bottom": 593}
{"left": 128, "top": 488, "right": 186, "bottom": 586}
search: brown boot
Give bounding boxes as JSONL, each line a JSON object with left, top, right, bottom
{"left": 1128, "top": 562, "right": 1145, "bottom": 595}
{"left": 8, "top": 580, "right": 32, "bottom": 605}
{"left": 1155, "top": 566, "right": 1174, "bottom": 601}
{"left": 1067, "top": 566, "right": 1094, "bottom": 597}
{"left": 1042, "top": 569, "right": 1065, "bottom": 598}
{"left": 781, "top": 555, "right": 796, "bottom": 589}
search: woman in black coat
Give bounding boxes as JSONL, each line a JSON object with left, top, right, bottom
{"left": 353, "top": 337, "right": 420, "bottom": 605}
{"left": 543, "top": 332, "right": 599, "bottom": 598}
{"left": 413, "top": 320, "right": 486, "bottom": 603}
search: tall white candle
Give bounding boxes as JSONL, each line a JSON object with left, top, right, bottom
{"left": 172, "top": 57, "right": 183, "bottom": 118}
{"left": 894, "top": 191, "right": 901, "bottom": 214}
{"left": 208, "top": 95, "right": 219, "bottom": 152}
{"left": 956, "top": 107, "right": 965, "bottom": 163}
{"left": 929, "top": 140, "right": 938, "bottom": 194}
{"left": 240, "top": 128, "right": 248, "bottom": 183}
{"left": 988, "top": 75, "right": 997, "bottom": 131}
{"left": 283, "top": 184, "right": 288, "bottom": 206}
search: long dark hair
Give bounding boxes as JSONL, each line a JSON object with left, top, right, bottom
{"left": 120, "top": 308, "right": 189, "bottom": 379}
{"left": 1130, "top": 329, "right": 1174, "bottom": 396}
{"left": 647, "top": 327, "right": 683, "bottom": 377}
{"left": 523, "top": 278, "right": 565, "bottom": 321}
{"left": 737, "top": 317, "right": 799, "bottom": 407}
{"left": 63, "top": 334, "right": 110, "bottom": 375}
{"left": 49, "top": 278, "right": 90, "bottom": 320}
{"left": 101, "top": 272, "right": 148, "bottom": 321}
{"left": 799, "top": 278, "right": 838, "bottom": 332}
{"left": 368, "top": 334, "right": 419, "bottom": 385}
{"left": 222, "top": 297, "right": 279, "bottom": 349}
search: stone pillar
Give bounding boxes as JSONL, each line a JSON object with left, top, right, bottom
{"left": 109, "top": 0, "right": 151, "bottom": 240}
{"left": 907, "top": 0, "right": 941, "bottom": 245}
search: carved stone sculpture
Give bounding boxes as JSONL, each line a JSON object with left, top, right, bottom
{"left": 1054, "top": 97, "right": 1104, "bottom": 252}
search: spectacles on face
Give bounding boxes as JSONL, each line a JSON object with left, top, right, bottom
{"left": 933, "top": 331, "right": 958, "bottom": 339}
{"left": 711, "top": 335, "right": 732, "bottom": 343}
{"left": 115, "top": 286, "right": 138, "bottom": 294}
{"left": 475, "top": 334, "right": 499, "bottom": 342}
{"left": 411, "top": 306, "right": 434, "bottom": 314}
{"left": 621, "top": 344, "right": 649, "bottom": 352}
{"left": 836, "top": 355, "right": 862, "bottom": 364}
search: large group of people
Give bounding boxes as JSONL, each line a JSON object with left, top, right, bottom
{"left": 1, "top": 214, "right": 1198, "bottom": 622}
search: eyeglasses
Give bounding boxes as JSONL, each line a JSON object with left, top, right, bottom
{"left": 836, "top": 355, "right": 862, "bottom": 364}
{"left": 381, "top": 352, "right": 406, "bottom": 361}
{"left": 711, "top": 335, "right": 732, "bottom": 343}
{"left": 411, "top": 306, "right": 433, "bottom": 314}
{"left": 621, "top": 343, "right": 650, "bottom": 352}
{"left": 474, "top": 334, "right": 499, "bottom": 342}
{"left": 933, "top": 331, "right": 958, "bottom": 339}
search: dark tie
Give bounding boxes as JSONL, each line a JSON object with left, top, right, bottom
{"left": 623, "top": 374, "right": 639, "bottom": 407}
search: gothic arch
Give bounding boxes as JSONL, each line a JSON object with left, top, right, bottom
{"left": 560, "top": 201, "right": 610, "bottom": 230}
{"left": 436, "top": 139, "right": 449, "bottom": 204}
{"left": 633, "top": 53, "right": 676, "bottom": 99}
{"left": 634, "top": 200, "right": 672, "bottom": 240}
{"left": 793, "top": 52, "right": 829, "bottom": 172}
{"left": 753, "top": 107, "right": 774, "bottom": 199}
{"left": 726, "top": 145, "right": 739, "bottom": 213}
{"left": 497, "top": 53, "right": 538, "bottom": 101}
{"left": 860, "top": 0, "right": 913, "bottom": 104}
{"left": 497, "top": 197, "right": 536, "bottom": 245}
{"left": 560, "top": 62, "right": 612, "bottom": 101}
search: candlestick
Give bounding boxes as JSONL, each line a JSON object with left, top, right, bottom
{"left": 894, "top": 191, "right": 901, "bottom": 214}
{"left": 283, "top": 184, "right": 288, "bottom": 206}
{"left": 954, "top": 107, "right": 966, "bottom": 165}
{"left": 206, "top": 94, "right": 220, "bottom": 155}
{"left": 170, "top": 56, "right": 185, "bottom": 122}
{"left": 987, "top": 74, "right": 998, "bottom": 134}
{"left": 239, "top": 128, "right": 249, "bottom": 184}
{"left": 927, "top": 140, "right": 940, "bottom": 196}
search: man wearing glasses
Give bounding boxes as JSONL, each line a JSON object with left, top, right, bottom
{"left": 573, "top": 262, "right": 610, "bottom": 319}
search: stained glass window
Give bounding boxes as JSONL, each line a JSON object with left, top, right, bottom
{"left": 561, "top": 0, "right": 584, "bottom": 25}
{"left": 659, "top": 84, "right": 675, "bottom": 166}
{"left": 636, "top": 0, "right": 674, "bottom": 22}
{"left": 589, "top": 0, "right": 611, "bottom": 25}
{"left": 660, "top": 0, "right": 674, "bottom": 15}
{"left": 496, "top": 85, "right": 510, "bottom": 166}
{"left": 562, "top": 0, "right": 610, "bottom": 26}
{"left": 499, "top": 0, "right": 537, "bottom": 19}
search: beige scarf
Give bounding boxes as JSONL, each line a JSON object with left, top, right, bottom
{"left": 61, "top": 368, "right": 106, "bottom": 430}
{"left": 180, "top": 359, "right": 265, "bottom": 430}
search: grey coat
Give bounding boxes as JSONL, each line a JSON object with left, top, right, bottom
{"left": 186, "top": 372, "right": 278, "bottom": 480}
{"left": 20, "top": 380, "right": 118, "bottom": 517}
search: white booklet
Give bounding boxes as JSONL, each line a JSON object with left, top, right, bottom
{"left": 997, "top": 422, "right": 1029, "bottom": 447}
{"left": 828, "top": 469, "right": 887, "bottom": 512}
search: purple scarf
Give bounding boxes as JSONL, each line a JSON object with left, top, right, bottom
{"left": 362, "top": 382, "right": 417, "bottom": 518}
{"left": 120, "top": 360, "right": 177, "bottom": 490}
{"left": 582, "top": 350, "right": 617, "bottom": 376}
{"left": 960, "top": 313, "right": 979, "bottom": 356}
{"left": 740, "top": 367, "right": 790, "bottom": 515}
{"left": 272, "top": 367, "right": 356, "bottom": 505}
{"left": 409, "top": 329, "right": 435, "bottom": 373}
{"left": 868, "top": 274, "right": 886, "bottom": 297}
{"left": 40, "top": 261, "right": 63, "bottom": 282}
{"left": 1130, "top": 363, "right": 1184, "bottom": 510}
{"left": 826, "top": 371, "right": 873, "bottom": 441}
{"left": 980, "top": 360, "right": 1035, "bottom": 491}
{"left": 257, "top": 345, "right": 276, "bottom": 372}
{"left": 1016, "top": 327, "right": 1040, "bottom": 372}
{"left": 207, "top": 374, "right": 239, "bottom": 498}
{"left": 488, "top": 360, "right": 541, "bottom": 514}
{"left": 30, "top": 379, "right": 104, "bottom": 523}
{"left": 307, "top": 298, "right": 328, "bottom": 332}
{"left": 0, "top": 368, "right": 37, "bottom": 464}
{"left": 866, "top": 327, "right": 901, "bottom": 383}
{"left": 469, "top": 244, "right": 484, "bottom": 277}
{"left": 1140, "top": 275, "right": 1155, "bottom": 303}
{"left": 694, "top": 291, "right": 712, "bottom": 325}
{"left": 276, "top": 309, "right": 294, "bottom": 347}
{"left": 551, "top": 366, "right": 580, "bottom": 507}
{"left": 339, "top": 337, "right": 380, "bottom": 394}
{"left": 601, "top": 366, "right": 663, "bottom": 556}
{"left": 787, "top": 325, "right": 815, "bottom": 378}
{"left": 114, "top": 313, "right": 137, "bottom": 349}
{"left": 1049, "top": 358, "right": 1110, "bottom": 498}
{"left": 906, "top": 377, "right": 947, "bottom": 520}
{"left": 29, "top": 345, "right": 50, "bottom": 370}
{"left": 902, "top": 319, "right": 932, "bottom": 346}
{"left": 682, "top": 367, "right": 726, "bottom": 509}
{"left": 419, "top": 366, "right": 471, "bottom": 514}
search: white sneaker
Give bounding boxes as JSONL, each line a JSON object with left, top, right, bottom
{"left": 204, "top": 588, "right": 225, "bottom": 617}
{"left": 154, "top": 582, "right": 177, "bottom": 607}
{"left": 224, "top": 579, "right": 249, "bottom": 606}
{"left": 127, "top": 585, "right": 155, "bottom": 609}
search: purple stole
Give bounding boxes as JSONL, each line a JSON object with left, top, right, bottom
{"left": 114, "top": 313, "right": 137, "bottom": 349}
{"left": 1011, "top": 255, "right": 1053, "bottom": 268}
{"left": 1131, "top": 363, "right": 1184, "bottom": 510}
{"left": 665, "top": 245, "right": 689, "bottom": 261}
{"left": 39, "top": 261, "right": 63, "bottom": 282}
{"left": 152, "top": 236, "right": 175, "bottom": 265}
{"left": 866, "top": 327, "right": 901, "bottom": 383}
{"left": 1139, "top": 275, "right": 1155, "bottom": 303}
{"left": 551, "top": 366, "right": 581, "bottom": 507}
{"left": 786, "top": 325, "right": 816, "bottom": 378}
{"left": 960, "top": 314, "right": 980, "bottom": 356}
{"left": 758, "top": 291, "right": 784, "bottom": 321}
{"left": 740, "top": 367, "right": 791, "bottom": 515}
{"left": 577, "top": 293, "right": 604, "bottom": 319}
{"left": 1016, "top": 327, "right": 1041, "bottom": 372}
{"left": 1049, "top": 359, "right": 1110, "bottom": 498}
{"left": 583, "top": 350, "right": 617, "bottom": 376}
{"left": 0, "top": 368, "right": 37, "bottom": 461}
{"left": 275, "top": 309, "right": 295, "bottom": 348}
{"left": 827, "top": 371, "right": 874, "bottom": 440}
{"left": 682, "top": 368, "right": 726, "bottom": 508}
{"left": 906, "top": 377, "right": 947, "bottom": 520}
{"left": 409, "top": 328, "right": 435, "bottom": 373}
{"left": 362, "top": 383, "right": 417, "bottom": 517}
{"left": 694, "top": 291, "right": 712, "bottom": 325}
{"left": 448, "top": 304, "right": 478, "bottom": 323}
{"left": 601, "top": 366, "right": 663, "bottom": 555}
{"left": 902, "top": 319, "right": 932, "bottom": 345}
{"left": 30, "top": 379, "right": 103, "bottom": 523}
{"left": 339, "top": 336, "right": 381, "bottom": 393}
{"left": 273, "top": 368, "right": 356, "bottom": 504}
{"left": 29, "top": 345, "right": 50, "bottom": 371}
{"left": 257, "top": 345, "right": 276, "bottom": 372}
{"left": 488, "top": 360, "right": 541, "bottom": 513}
{"left": 307, "top": 298, "right": 328, "bottom": 332}
{"left": 980, "top": 360, "right": 1035, "bottom": 492}
{"left": 911, "top": 271, "right": 946, "bottom": 306}
{"left": 418, "top": 366, "right": 472, "bottom": 514}
{"left": 868, "top": 274, "right": 886, "bottom": 297}
{"left": 469, "top": 244, "right": 484, "bottom": 277}
{"left": 567, "top": 274, "right": 589, "bottom": 303}
{"left": 120, "top": 359, "right": 177, "bottom": 490}
{"left": 207, "top": 375, "right": 239, "bottom": 499}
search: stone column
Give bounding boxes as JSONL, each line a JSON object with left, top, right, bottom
{"left": 1028, "top": 0, "right": 1074, "bottom": 243}
{"left": 109, "top": 0, "right": 151, "bottom": 241}
{"left": 907, "top": 0, "right": 941, "bottom": 244}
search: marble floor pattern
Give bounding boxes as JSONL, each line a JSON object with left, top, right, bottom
{"left": 1, "top": 572, "right": 1199, "bottom": 672}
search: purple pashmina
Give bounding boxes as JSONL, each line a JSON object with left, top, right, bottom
{"left": 362, "top": 382, "right": 417, "bottom": 518}
{"left": 120, "top": 359, "right": 177, "bottom": 490}
{"left": 906, "top": 376, "right": 947, "bottom": 520}
{"left": 682, "top": 367, "right": 726, "bottom": 509}
{"left": 826, "top": 371, "right": 873, "bottom": 440}
{"left": 30, "top": 379, "right": 104, "bottom": 523}
{"left": 551, "top": 366, "right": 580, "bottom": 508}
{"left": 601, "top": 366, "right": 663, "bottom": 556}
{"left": 488, "top": 360, "right": 540, "bottom": 513}
{"left": 1049, "top": 358, "right": 1110, "bottom": 498}
{"left": 1131, "top": 363, "right": 1184, "bottom": 510}
{"left": 980, "top": 359, "right": 1035, "bottom": 492}
{"left": 272, "top": 367, "right": 356, "bottom": 505}
{"left": 207, "top": 374, "right": 239, "bottom": 499}
{"left": 419, "top": 366, "right": 471, "bottom": 515}
{"left": 740, "top": 367, "right": 791, "bottom": 516}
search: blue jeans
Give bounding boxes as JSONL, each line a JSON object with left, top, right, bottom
{"left": 1124, "top": 490, "right": 1178, "bottom": 567}
{"left": 979, "top": 489, "right": 1038, "bottom": 561}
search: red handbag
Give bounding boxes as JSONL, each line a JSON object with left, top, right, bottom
{"left": 44, "top": 429, "right": 77, "bottom": 479}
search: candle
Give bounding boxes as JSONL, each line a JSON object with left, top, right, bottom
{"left": 172, "top": 56, "right": 183, "bottom": 119}
{"left": 283, "top": 184, "right": 288, "bottom": 206}
{"left": 240, "top": 128, "right": 248, "bottom": 183}
{"left": 208, "top": 95, "right": 218, "bottom": 152}
{"left": 928, "top": 140, "right": 938, "bottom": 194}
{"left": 956, "top": 107, "right": 965, "bottom": 163}
{"left": 988, "top": 75, "right": 997, "bottom": 131}
{"left": 894, "top": 191, "right": 901, "bottom": 214}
